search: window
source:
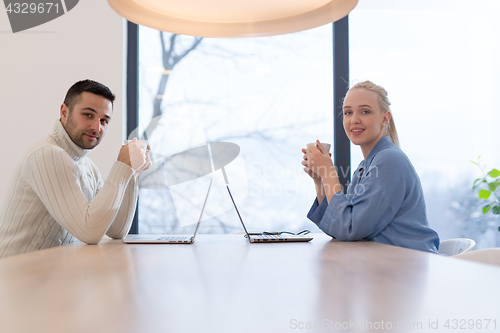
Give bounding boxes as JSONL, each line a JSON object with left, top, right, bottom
{"left": 349, "top": 0, "right": 500, "bottom": 248}
{"left": 134, "top": 24, "right": 336, "bottom": 234}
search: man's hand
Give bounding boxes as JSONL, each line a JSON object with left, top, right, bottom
{"left": 118, "top": 138, "right": 152, "bottom": 172}
{"left": 136, "top": 147, "right": 152, "bottom": 173}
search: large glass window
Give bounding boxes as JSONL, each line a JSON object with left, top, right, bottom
{"left": 137, "top": 26, "right": 334, "bottom": 234}
{"left": 349, "top": 1, "right": 500, "bottom": 248}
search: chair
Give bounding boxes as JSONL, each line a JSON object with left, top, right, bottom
{"left": 438, "top": 238, "right": 475, "bottom": 256}
{"left": 454, "top": 248, "right": 500, "bottom": 267}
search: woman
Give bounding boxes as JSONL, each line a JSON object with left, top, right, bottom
{"left": 302, "top": 81, "right": 439, "bottom": 253}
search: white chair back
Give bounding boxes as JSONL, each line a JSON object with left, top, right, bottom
{"left": 454, "top": 248, "right": 500, "bottom": 267}
{"left": 438, "top": 238, "right": 475, "bottom": 256}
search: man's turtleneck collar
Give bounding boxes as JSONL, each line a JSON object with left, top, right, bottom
{"left": 49, "top": 120, "right": 91, "bottom": 162}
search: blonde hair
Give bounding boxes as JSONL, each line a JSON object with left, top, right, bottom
{"left": 345, "top": 80, "right": 400, "bottom": 148}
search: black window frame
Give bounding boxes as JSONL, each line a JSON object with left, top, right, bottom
{"left": 126, "top": 18, "right": 351, "bottom": 234}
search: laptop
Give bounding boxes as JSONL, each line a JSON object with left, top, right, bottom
{"left": 225, "top": 180, "right": 313, "bottom": 243}
{"left": 123, "top": 178, "right": 212, "bottom": 244}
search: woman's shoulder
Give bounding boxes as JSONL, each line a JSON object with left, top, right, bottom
{"left": 369, "top": 142, "right": 415, "bottom": 175}
{"left": 375, "top": 143, "right": 407, "bottom": 160}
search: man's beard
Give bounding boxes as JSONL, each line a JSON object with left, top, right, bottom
{"left": 64, "top": 117, "right": 102, "bottom": 149}
{"left": 72, "top": 130, "right": 102, "bottom": 149}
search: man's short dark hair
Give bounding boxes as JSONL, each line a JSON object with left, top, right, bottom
{"left": 63, "top": 79, "right": 116, "bottom": 111}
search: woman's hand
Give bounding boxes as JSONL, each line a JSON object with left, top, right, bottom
{"left": 302, "top": 140, "right": 337, "bottom": 204}
{"left": 305, "top": 140, "right": 334, "bottom": 180}
{"left": 301, "top": 148, "right": 322, "bottom": 182}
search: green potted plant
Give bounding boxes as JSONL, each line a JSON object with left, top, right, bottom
{"left": 471, "top": 158, "right": 500, "bottom": 233}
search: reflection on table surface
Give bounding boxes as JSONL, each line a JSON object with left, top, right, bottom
{"left": 0, "top": 234, "right": 499, "bottom": 333}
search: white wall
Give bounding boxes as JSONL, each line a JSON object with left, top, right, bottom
{"left": 0, "top": 1, "right": 125, "bottom": 205}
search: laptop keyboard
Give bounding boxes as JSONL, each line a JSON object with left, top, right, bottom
{"left": 252, "top": 234, "right": 283, "bottom": 240}
{"left": 158, "top": 236, "right": 190, "bottom": 241}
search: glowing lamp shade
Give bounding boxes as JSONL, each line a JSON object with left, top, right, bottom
{"left": 108, "top": 0, "right": 358, "bottom": 37}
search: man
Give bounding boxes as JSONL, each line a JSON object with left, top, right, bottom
{"left": 0, "top": 80, "right": 151, "bottom": 258}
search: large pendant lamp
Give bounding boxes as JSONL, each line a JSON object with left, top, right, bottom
{"left": 108, "top": 0, "right": 358, "bottom": 37}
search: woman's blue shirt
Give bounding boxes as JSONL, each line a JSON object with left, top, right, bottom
{"left": 307, "top": 136, "right": 440, "bottom": 253}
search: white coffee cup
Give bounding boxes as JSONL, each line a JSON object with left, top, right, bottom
{"left": 124, "top": 139, "right": 149, "bottom": 150}
{"left": 124, "top": 139, "right": 154, "bottom": 164}
{"left": 307, "top": 142, "right": 331, "bottom": 153}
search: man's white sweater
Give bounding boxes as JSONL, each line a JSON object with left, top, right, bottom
{"left": 0, "top": 121, "right": 138, "bottom": 258}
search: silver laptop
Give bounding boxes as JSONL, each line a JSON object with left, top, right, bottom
{"left": 225, "top": 181, "right": 313, "bottom": 243}
{"left": 123, "top": 177, "right": 212, "bottom": 244}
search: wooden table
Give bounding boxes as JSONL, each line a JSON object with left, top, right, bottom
{"left": 0, "top": 234, "right": 499, "bottom": 333}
